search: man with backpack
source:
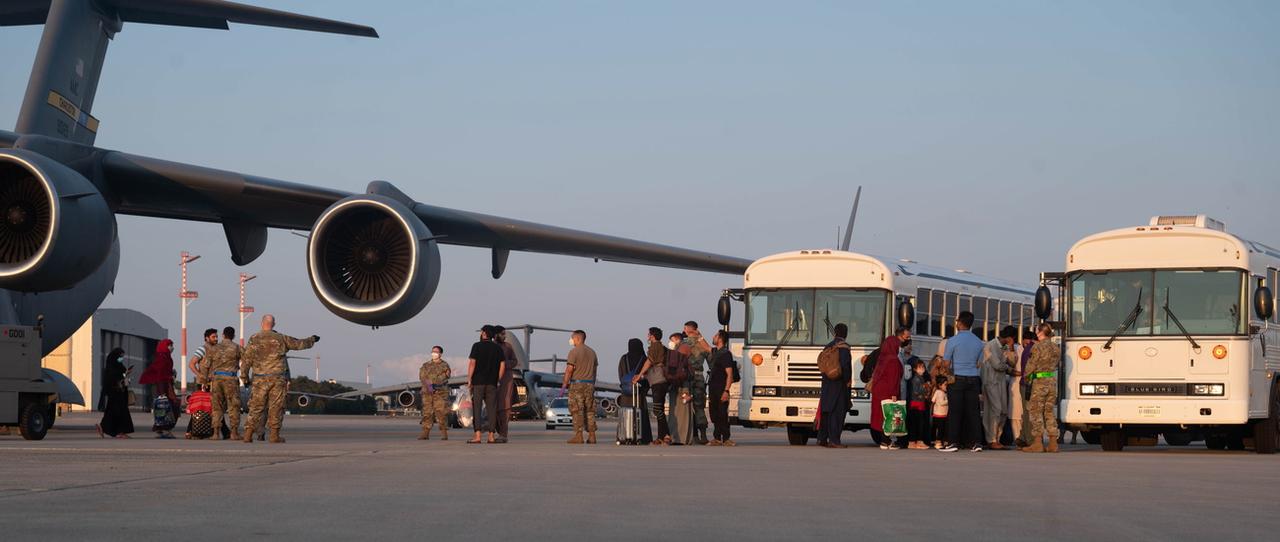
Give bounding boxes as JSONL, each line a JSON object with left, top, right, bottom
{"left": 707, "top": 330, "right": 738, "bottom": 446}
{"left": 817, "top": 323, "right": 853, "bottom": 448}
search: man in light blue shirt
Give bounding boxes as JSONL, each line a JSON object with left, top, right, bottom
{"left": 940, "top": 311, "right": 985, "bottom": 452}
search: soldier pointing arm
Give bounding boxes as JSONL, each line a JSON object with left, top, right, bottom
{"left": 241, "top": 314, "right": 318, "bottom": 444}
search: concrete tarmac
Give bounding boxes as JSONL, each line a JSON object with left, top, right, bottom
{"left": 1, "top": 412, "right": 1277, "bottom": 541}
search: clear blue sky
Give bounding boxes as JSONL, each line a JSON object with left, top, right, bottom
{"left": 2, "top": 1, "right": 1277, "bottom": 385}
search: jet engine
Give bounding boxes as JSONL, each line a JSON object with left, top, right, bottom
{"left": 306, "top": 184, "right": 441, "bottom": 326}
{"left": 397, "top": 390, "right": 417, "bottom": 408}
{"left": 0, "top": 149, "right": 115, "bottom": 291}
{"left": 295, "top": 394, "right": 311, "bottom": 408}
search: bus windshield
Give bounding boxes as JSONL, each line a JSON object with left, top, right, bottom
{"left": 746, "top": 288, "right": 888, "bottom": 347}
{"left": 1068, "top": 269, "right": 1245, "bottom": 337}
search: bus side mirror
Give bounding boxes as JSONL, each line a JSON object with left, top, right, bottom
{"left": 1035, "top": 286, "right": 1053, "bottom": 321}
{"left": 717, "top": 295, "right": 732, "bottom": 327}
{"left": 897, "top": 301, "right": 915, "bottom": 330}
{"left": 1255, "top": 286, "right": 1274, "bottom": 321}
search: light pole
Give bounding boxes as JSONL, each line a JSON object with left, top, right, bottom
{"left": 238, "top": 273, "right": 257, "bottom": 346}
{"left": 366, "top": 363, "right": 371, "bottom": 386}
{"left": 178, "top": 251, "right": 201, "bottom": 393}
{"left": 315, "top": 355, "right": 321, "bottom": 381}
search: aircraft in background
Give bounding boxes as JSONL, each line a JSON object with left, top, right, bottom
{"left": 335, "top": 325, "right": 622, "bottom": 424}
{"left": 0, "top": 0, "right": 750, "bottom": 357}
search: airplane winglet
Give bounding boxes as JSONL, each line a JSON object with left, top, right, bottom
{"left": 1, "top": 1, "right": 379, "bottom": 38}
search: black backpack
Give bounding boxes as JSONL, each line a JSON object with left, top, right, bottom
{"left": 860, "top": 348, "right": 881, "bottom": 384}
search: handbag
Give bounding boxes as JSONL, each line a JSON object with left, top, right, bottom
{"left": 881, "top": 399, "right": 908, "bottom": 437}
{"left": 126, "top": 390, "right": 137, "bottom": 406}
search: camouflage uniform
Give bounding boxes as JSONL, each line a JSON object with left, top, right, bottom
{"left": 568, "top": 382, "right": 597, "bottom": 435}
{"left": 685, "top": 337, "right": 709, "bottom": 431}
{"left": 241, "top": 330, "right": 315, "bottom": 443}
{"left": 1025, "top": 340, "right": 1060, "bottom": 444}
{"left": 418, "top": 359, "right": 451, "bottom": 438}
{"left": 204, "top": 339, "right": 243, "bottom": 439}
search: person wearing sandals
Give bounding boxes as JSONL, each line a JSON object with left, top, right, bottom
{"left": 706, "top": 330, "right": 736, "bottom": 447}
{"left": 467, "top": 325, "right": 506, "bottom": 444}
{"left": 96, "top": 348, "right": 135, "bottom": 439}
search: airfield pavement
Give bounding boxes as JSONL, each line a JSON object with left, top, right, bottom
{"left": 1, "top": 412, "right": 1277, "bottom": 541}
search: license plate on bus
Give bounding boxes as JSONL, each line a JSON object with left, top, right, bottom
{"left": 1138, "top": 406, "right": 1161, "bottom": 418}
{"left": 801, "top": 408, "right": 816, "bottom": 418}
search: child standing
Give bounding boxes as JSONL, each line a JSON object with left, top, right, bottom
{"left": 907, "top": 359, "right": 929, "bottom": 449}
{"left": 931, "top": 376, "right": 949, "bottom": 449}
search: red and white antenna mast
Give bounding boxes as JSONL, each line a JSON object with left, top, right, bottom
{"left": 238, "top": 273, "right": 257, "bottom": 346}
{"left": 178, "top": 251, "right": 201, "bottom": 392}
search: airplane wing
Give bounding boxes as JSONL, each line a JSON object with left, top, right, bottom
{"left": 0, "top": 1, "right": 752, "bottom": 331}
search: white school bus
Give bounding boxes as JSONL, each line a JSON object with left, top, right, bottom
{"left": 718, "top": 250, "right": 1034, "bottom": 445}
{"left": 1044, "top": 215, "right": 1280, "bottom": 453}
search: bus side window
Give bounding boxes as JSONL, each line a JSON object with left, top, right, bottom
{"left": 917, "top": 288, "right": 932, "bottom": 336}
{"left": 945, "top": 292, "right": 959, "bottom": 336}
{"left": 1271, "top": 269, "right": 1279, "bottom": 324}
{"left": 930, "top": 289, "right": 944, "bottom": 337}
{"left": 971, "top": 297, "right": 988, "bottom": 340}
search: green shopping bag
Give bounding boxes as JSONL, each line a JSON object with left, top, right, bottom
{"left": 881, "top": 399, "right": 907, "bottom": 437}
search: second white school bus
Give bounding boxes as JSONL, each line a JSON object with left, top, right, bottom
{"left": 720, "top": 250, "right": 1034, "bottom": 445}
{"left": 1046, "top": 215, "right": 1280, "bottom": 453}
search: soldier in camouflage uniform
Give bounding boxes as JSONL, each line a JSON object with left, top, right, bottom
{"left": 561, "top": 330, "right": 599, "bottom": 444}
{"left": 204, "top": 327, "right": 243, "bottom": 440}
{"left": 241, "top": 315, "right": 318, "bottom": 444}
{"left": 1021, "top": 324, "right": 1061, "bottom": 453}
{"left": 418, "top": 346, "right": 451, "bottom": 440}
{"left": 684, "top": 322, "right": 712, "bottom": 445}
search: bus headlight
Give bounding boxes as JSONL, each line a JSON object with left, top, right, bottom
{"left": 752, "top": 386, "right": 780, "bottom": 397}
{"left": 1189, "top": 383, "right": 1224, "bottom": 396}
{"left": 1080, "top": 383, "right": 1113, "bottom": 396}
{"left": 1212, "top": 345, "right": 1227, "bottom": 359}
{"left": 1078, "top": 346, "right": 1093, "bottom": 360}
{"left": 851, "top": 388, "right": 870, "bottom": 400}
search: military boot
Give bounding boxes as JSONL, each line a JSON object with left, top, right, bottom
{"left": 440, "top": 428, "right": 448, "bottom": 441}
{"left": 567, "top": 431, "right": 584, "bottom": 444}
{"left": 229, "top": 431, "right": 241, "bottom": 442}
{"left": 1021, "top": 439, "right": 1044, "bottom": 453}
{"left": 268, "top": 430, "right": 286, "bottom": 444}
{"left": 418, "top": 428, "right": 431, "bottom": 441}
{"left": 587, "top": 432, "right": 597, "bottom": 444}
{"left": 1046, "top": 440, "right": 1060, "bottom": 453}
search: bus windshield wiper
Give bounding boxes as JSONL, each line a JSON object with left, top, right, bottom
{"left": 772, "top": 302, "right": 801, "bottom": 359}
{"left": 1162, "top": 289, "right": 1201, "bottom": 351}
{"left": 1103, "top": 287, "right": 1143, "bottom": 351}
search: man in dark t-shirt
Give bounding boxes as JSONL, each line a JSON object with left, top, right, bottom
{"left": 468, "top": 326, "right": 506, "bottom": 444}
{"left": 707, "top": 330, "right": 736, "bottom": 446}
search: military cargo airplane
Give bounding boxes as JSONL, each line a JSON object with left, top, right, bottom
{"left": 0, "top": 1, "right": 748, "bottom": 437}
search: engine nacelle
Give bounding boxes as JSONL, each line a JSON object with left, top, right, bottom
{"left": 0, "top": 149, "right": 114, "bottom": 291}
{"left": 307, "top": 193, "right": 441, "bottom": 326}
{"left": 296, "top": 394, "right": 311, "bottom": 408}
{"left": 397, "top": 390, "right": 417, "bottom": 408}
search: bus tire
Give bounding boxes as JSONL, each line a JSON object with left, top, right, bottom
{"left": 786, "top": 425, "right": 810, "bottom": 446}
{"left": 1205, "top": 435, "right": 1227, "bottom": 450}
{"left": 1099, "top": 429, "right": 1124, "bottom": 451}
{"left": 1253, "top": 383, "right": 1279, "bottom": 454}
{"left": 1163, "top": 433, "right": 1193, "bottom": 446}
{"left": 1081, "top": 430, "right": 1101, "bottom": 445}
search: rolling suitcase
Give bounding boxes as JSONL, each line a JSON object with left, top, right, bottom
{"left": 616, "top": 385, "right": 642, "bottom": 445}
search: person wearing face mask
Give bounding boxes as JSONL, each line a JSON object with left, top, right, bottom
{"left": 664, "top": 332, "right": 694, "bottom": 445}
{"left": 418, "top": 345, "right": 451, "bottom": 441}
{"left": 561, "top": 330, "right": 599, "bottom": 444}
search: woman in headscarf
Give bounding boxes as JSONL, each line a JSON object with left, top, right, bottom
{"left": 95, "top": 348, "right": 134, "bottom": 439}
{"left": 139, "top": 339, "right": 179, "bottom": 438}
{"left": 870, "top": 327, "right": 911, "bottom": 450}
{"left": 617, "top": 338, "right": 652, "bottom": 444}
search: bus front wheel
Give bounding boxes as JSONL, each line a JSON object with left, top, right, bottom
{"left": 1099, "top": 429, "right": 1125, "bottom": 452}
{"left": 1252, "top": 383, "right": 1279, "bottom": 455}
{"left": 786, "top": 425, "right": 811, "bottom": 446}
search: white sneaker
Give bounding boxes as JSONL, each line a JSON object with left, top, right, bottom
{"left": 971, "top": 445, "right": 983, "bottom": 453}
{"left": 879, "top": 443, "right": 890, "bottom": 450}
{"left": 887, "top": 443, "right": 901, "bottom": 450}
{"left": 939, "top": 444, "right": 958, "bottom": 452}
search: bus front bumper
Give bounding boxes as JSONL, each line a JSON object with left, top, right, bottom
{"left": 1062, "top": 398, "right": 1248, "bottom": 425}
{"left": 738, "top": 396, "right": 870, "bottom": 426}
